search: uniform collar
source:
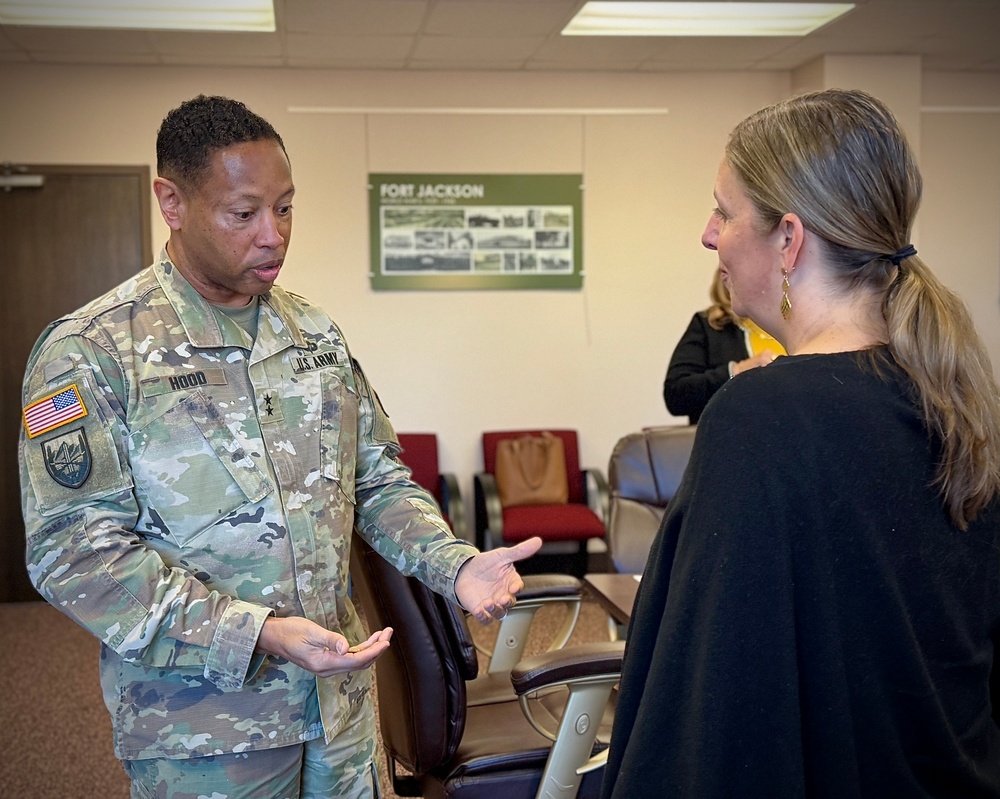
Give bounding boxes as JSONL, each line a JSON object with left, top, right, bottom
{"left": 153, "top": 249, "right": 309, "bottom": 357}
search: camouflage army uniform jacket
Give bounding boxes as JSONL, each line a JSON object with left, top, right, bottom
{"left": 19, "top": 251, "right": 477, "bottom": 761}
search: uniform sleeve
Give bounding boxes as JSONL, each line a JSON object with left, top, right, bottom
{"left": 663, "top": 313, "right": 732, "bottom": 420}
{"left": 19, "top": 329, "right": 271, "bottom": 691}
{"left": 347, "top": 357, "right": 477, "bottom": 604}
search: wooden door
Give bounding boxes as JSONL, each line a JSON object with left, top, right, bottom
{"left": 0, "top": 165, "right": 151, "bottom": 602}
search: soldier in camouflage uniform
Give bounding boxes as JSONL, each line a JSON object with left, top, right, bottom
{"left": 18, "top": 95, "right": 540, "bottom": 799}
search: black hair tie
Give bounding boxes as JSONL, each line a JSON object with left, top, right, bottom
{"left": 888, "top": 244, "right": 917, "bottom": 266}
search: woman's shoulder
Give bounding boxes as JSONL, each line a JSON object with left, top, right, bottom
{"left": 675, "top": 310, "right": 716, "bottom": 343}
{"left": 703, "top": 349, "right": 909, "bottom": 432}
{"left": 689, "top": 310, "right": 711, "bottom": 327}
{"left": 733, "top": 349, "right": 893, "bottom": 390}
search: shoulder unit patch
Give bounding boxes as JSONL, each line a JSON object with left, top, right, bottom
{"left": 41, "top": 427, "right": 92, "bottom": 488}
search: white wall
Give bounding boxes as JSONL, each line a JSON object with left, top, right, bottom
{"left": 920, "top": 73, "right": 1000, "bottom": 378}
{"left": 2, "top": 64, "right": 998, "bottom": 523}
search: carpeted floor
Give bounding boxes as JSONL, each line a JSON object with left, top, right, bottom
{"left": 0, "top": 595, "right": 611, "bottom": 799}
{"left": 0, "top": 601, "right": 131, "bottom": 798}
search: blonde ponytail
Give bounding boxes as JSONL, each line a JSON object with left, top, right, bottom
{"left": 885, "top": 258, "right": 1000, "bottom": 528}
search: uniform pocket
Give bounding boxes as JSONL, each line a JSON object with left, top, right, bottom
{"left": 319, "top": 371, "right": 358, "bottom": 502}
{"left": 129, "top": 390, "right": 272, "bottom": 547}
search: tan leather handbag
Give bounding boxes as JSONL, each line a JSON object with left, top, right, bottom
{"left": 494, "top": 432, "right": 569, "bottom": 507}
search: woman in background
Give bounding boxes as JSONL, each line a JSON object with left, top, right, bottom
{"left": 603, "top": 89, "right": 1000, "bottom": 798}
{"left": 663, "top": 267, "right": 784, "bottom": 423}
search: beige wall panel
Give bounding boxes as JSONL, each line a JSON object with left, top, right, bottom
{"left": 920, "top": 109, "right": 1000, "bottom": 380}
{"left": 4, "top": 63, "right": 997, "bottom": 514}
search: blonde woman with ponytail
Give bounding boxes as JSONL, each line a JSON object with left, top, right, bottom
{"left": 603, "top": 89, "right": 1000, "bottom": 799}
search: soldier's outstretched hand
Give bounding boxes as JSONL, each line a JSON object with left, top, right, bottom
{"left": 257, "top": 615, "right": 392, "bottom": 677}
{"left": 455, "top": 536, "right": 543, "bottom": 624}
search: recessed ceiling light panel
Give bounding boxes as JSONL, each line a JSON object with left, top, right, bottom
{"left": 0, "top": 0, "right": 276, "bottom": 32}
{"left": 563, "top": 2, "right": 855, "bottom": 37}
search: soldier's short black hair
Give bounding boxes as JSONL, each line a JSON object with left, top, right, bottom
{"left": 156, "top": 95, "right": 287, "bottom": 188}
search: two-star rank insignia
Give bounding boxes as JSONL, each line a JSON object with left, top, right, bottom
{"left": 258, "top": 390, "right": 283, "bottom": 423}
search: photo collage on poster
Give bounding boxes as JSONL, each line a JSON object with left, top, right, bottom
{"left": 369, "top": 174, "right": 583, "bottom": 290}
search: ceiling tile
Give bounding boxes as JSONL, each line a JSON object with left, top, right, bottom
{"left": 29, "top": 49, "right": 161, "bottom": 65}
{"left": 532, "top": 35, "right": 664, "bottom": 61}
{"left": 1, "top": 25, "right": 155, "bottom": 54}
{"left": 148, "top": 31, "right": 282, "bottom": 57}
{"left": 0, "top": 0, "right": 996, "bottom": 75}
{"left": 285, "top": 32, "right": 414, "bottom": 60}
{"left": 409, "top": 59, "right": 531, "bottom": 70}
{"left": 525, "top": 59, "right": 644, "bottom": 72}
{"left": 282, "top": 0, "right": 429, "bottom": 35}
{"left": 159, "top": 53, "right": 285, "bottom": 67}
{"left": 640, "top": 58, "right": 757, "bottom": 72}
{"left": 814, "top": 0, "right": 1000, "bottom": 40}
{"left": 286, "top": 56, "right": 408, "bottom": 69}
{"left": 0, "top": 25, "right": 21, "bottom": 51}
{"left": 412, "top": 34, "right": 544, "bottom": 61}
{"left": 425, "top": 0, "right": 576, "bottom": 37}
{"left": 758, "top": 33, "right": 922, "bottom": 69}
{"left": 638, "top": 37, "right": 794, "bottom": 64}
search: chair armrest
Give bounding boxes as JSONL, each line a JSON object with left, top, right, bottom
{"left": 584, "top": 468, "right": 610, "bottom": 526}
{"left": 510, "top": 640, "right": 625, "bottom": 797}
{"left": 518, "top": 573, "right": 582, "bottom": 600}
{"left": 510, "top": 640, "right": 624, "bottom": 696}
{"left": 439, "top": 472, "right": 470, "bottom": 543}
{"left": 473, "top": 472, "right": 503, "bottom": 550}
{"left": 480, "top": 575, "right": 583, "bottom": 673}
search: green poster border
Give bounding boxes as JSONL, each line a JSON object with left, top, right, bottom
{"left": 369, "top": 173, "right": 583, "bottom": 290}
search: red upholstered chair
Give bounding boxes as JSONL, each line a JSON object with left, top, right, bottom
{"left": 396, "top": 432, "right": 468, "bottom": 542}
{"left": 397, "top": 431, "right": 586, "bottom": 669}
{"left": 474, "top": 429, "right": 608, "bottom": 576}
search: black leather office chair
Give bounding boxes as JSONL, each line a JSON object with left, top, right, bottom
{"left": 349, "top": 533, "right": 623, "bottom": 799}
{"left": 607, "top": 425, "right": 697, "bottom": 575}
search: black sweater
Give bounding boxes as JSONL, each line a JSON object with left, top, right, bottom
{"left": 664, "top": 312, "right": 748, "bottom": 424}
{"left": 604, "top": 350, "right": 1000, "bottom": 798}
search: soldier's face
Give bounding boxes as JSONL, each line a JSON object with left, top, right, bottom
{"left": 175, "top": 139, "right": 294, "bottom": 307}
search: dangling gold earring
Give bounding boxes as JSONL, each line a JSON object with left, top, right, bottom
{"left": 779, "top": 267, "right": 791, "bottom": 320}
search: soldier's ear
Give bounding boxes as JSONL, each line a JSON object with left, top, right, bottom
{"left": 153, "top": 177, "right": 185, "bottom": 231}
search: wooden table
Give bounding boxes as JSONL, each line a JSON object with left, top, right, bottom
{"left": 583, "top": 572, "right": 641, "bottom": 626}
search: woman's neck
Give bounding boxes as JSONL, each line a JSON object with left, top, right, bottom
{"left": 784, "top": 290, "right": 887, "bottom": 356}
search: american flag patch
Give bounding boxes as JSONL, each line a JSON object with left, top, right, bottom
{"left": 23, "top": 385, "right": 88, "bottom": 439}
